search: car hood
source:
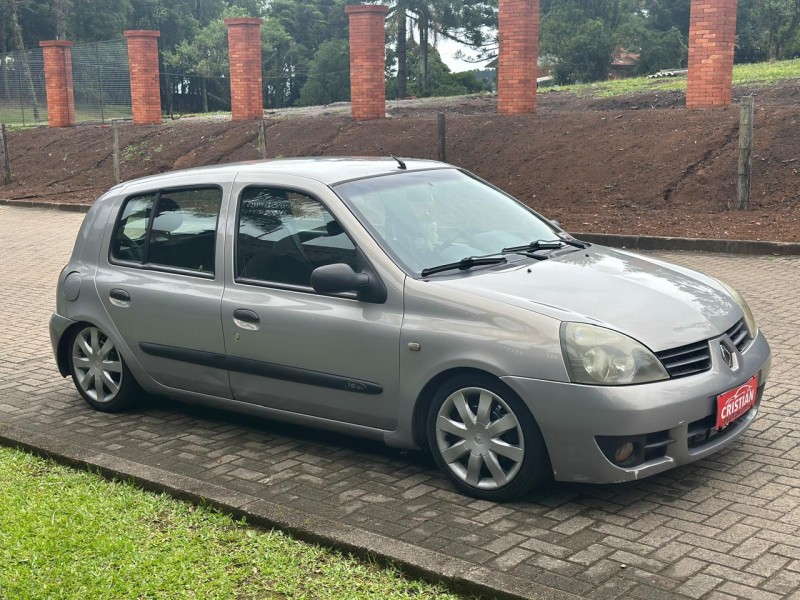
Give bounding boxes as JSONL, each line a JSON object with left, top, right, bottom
{"left": 430, "top": 246, "right": 740, "bottom": 352}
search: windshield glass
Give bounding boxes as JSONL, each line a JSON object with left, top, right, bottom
{"left": 335, "top": 169, "right": 557, "bottom": 275}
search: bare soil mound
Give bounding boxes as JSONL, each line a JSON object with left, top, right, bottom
{"left": 3, "top": 82, "right": 800, "bottom": 242}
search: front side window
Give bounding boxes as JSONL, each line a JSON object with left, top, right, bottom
{"left": 237, "top": 187, "right": 357, "bottom": 287}
{"left": 335, "top": 169, "right": 557, "bottom": 275}
{"left": 111, "top": 187, "right": 222, "bottom": 275}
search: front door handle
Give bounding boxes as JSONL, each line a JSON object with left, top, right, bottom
{"left": 233, "top": 309, "right": 260, "bottom": 330}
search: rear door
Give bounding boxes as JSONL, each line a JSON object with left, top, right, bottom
{"left": 95, "top": 174, "right": 232, "bottom": 398}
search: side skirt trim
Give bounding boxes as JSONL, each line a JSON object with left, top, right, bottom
{"left": 139, "top": 342, "right": 383, "bottom": 395}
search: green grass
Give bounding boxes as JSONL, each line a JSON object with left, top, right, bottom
{"left": 0, "top": 104, "right": 131, "bottom": 127}
{"left": 0, "top": 445, "right": 464, "bottom": 600}
{"left": 541, "top": 57, "right": 800, "bottom": 99}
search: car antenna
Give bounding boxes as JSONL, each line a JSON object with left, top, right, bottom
{"left": 379, "top": 147, "right": 407, "bottom": 170}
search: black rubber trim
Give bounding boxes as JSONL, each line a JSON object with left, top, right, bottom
{"left": 140, "top": 342, "right": 226, "bottom": 370}
{"left": 138, "top": 342, "right": 383, "bottom": 395}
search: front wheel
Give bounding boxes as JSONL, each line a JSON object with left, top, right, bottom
{"left": 68, "top": 324, "right": 140, "bottom": 412}
{"left": 427, "top": 374, "right": 550, "bottom": 501}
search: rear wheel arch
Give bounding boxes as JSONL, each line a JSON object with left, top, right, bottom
{"left": 67, "top": 322, "right": 142, "bottom": 412}
{"left": 57, "top": 321, "right": 92, "bottom": 377}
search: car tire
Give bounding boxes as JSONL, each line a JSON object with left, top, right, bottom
{"left": 427, "top": 374, "right": 550, "bottom": 501}
{"left": 68, "top": 324, "right": 140, "bottom": 413}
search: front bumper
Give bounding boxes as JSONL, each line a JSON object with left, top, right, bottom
{"left": 502, "top": 330, "right": 772, "bottom": 484}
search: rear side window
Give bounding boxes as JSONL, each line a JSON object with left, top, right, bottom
{"left": 237, "top": 187, "right": 357, "bottom": 287}
{"left": 111, "top": 187, "right": 222, "bottom": 275}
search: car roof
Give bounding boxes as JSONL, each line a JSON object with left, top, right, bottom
{"left": 116, "top": 157, "right": 451, "bottom": 190}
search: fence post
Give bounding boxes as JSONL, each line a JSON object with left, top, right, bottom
{"left": 112, "top": 121, "right": 121, "bottom": 184}
{"left": 258, "top": 119, "right": 267, "bottom": 159}
{"left": 17, "top": 62, "right": 25, "bottom": 127}
{"left": 95, "top": 43, "right": 106, "bottom": 124}
{"left": 1, "top": 124, "right": 11, "bottom": 184}
{"left": 437, "top": 112, "right": 446, "bottom": 163}
{"left": 736, "top": 96, "right": 754, "bottom": 210}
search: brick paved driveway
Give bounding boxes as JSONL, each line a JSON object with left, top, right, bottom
{"left": 1, "top": 205, "right": 798, "bottom": 600}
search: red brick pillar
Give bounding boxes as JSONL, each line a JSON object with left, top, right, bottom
{"left": 124, "top": 30, "right": 162, "bottom": 124}
{"left": 225, "top": 18, "right": 263, "bottom": 121}
{"left": 40, "top": 41, "right": 75, "bottom": 128}
{"left": 498, "top": 0, "right": 539, "bottom": 114}
{"left": 345, "top": 5, "right": 389, "bottom": 120}
{"left": 687, "top": 0, "right": 738, "bottom": 108}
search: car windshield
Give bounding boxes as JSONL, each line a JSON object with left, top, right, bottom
{"left": 335, "top": 169, "right": 558, "bottom": 275}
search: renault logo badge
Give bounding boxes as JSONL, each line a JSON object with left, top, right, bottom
{"left": 720, "top": 343, "right": 734, "bottom": 368}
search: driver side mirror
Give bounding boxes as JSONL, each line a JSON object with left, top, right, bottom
{"left": 311, "top": 263, "right": 386, "bottom": 303}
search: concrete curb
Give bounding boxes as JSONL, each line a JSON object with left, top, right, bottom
{"left": 575, "top": 232, "right": 800, "bottom": 256}
{"left": 0, "top": 199, "right": 91, "bottom": 213}
{"left": 3, "top": 199, "right": 799, "bottom": 256}
{"left": 0, "top": 423, "right": 579, "bottom": 600}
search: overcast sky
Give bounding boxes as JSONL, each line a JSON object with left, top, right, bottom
{"left": 437, "top": 38, "right": 494, "bottom": 72}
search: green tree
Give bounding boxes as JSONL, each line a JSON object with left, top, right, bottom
{"left": 634, "top": 27, "right": 687, "bottom": 73}
{"left": 298, "top": 38, "right": 350, "bottom": 106}
{"left": 162, "top": 17, "right": 229, "bottom": 112}
{"left": 616, "top": 12, "right": 687, "bottom": 74}
{"left": 388, "top": 0, "right": 497, "bottom": 98}
{"left": 755, "top": 0, "right": 800, "bottom": 59}
{"left": 550, "top": 19, "right": 614, "bottom": 84}
{"left": 2, "top": 0, "right": 43, "bottom": 120}
{"left": 541, "top": 0, "right": 634, "bottom": 84}
{"left": 387, "top": 38, "right": 475, "bottom": 98}
{"left": 70, "top": 0, "right": 131, "bottom": 42}
{"left": 644, "top": 0, "right": 691, "bottom": 36}
{"left": 267, "top": 0, "right": 351, "bottom": 105}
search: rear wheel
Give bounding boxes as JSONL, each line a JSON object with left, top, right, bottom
{"left": 68, "top": 324, "right": 139, "bottom": 412}
{"left": 427, "top": 374, "right": 550, "bottom": 501}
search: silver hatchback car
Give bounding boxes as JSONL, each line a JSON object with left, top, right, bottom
{"left": 51, "top": 158, "right": 771, "bottom": 501}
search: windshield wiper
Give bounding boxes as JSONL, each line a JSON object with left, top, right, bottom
{"left": 503, "top": 237, "right": 589, "bottom": 254}
{"left": 421, "top": 256, "right": 507, "bottom": 278}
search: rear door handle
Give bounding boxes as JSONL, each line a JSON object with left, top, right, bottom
{"left": 233, "top": 309, "right": 260, "bottom": 330}
{"left": 109, "top": 288, "right": 131, "bottom": 306}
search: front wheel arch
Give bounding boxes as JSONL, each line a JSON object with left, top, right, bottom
{"left": 412, "top": 367, "right": 517, "bottom": 449}
{"left": 426, "top": 372, "right": 552, "bottom": 500}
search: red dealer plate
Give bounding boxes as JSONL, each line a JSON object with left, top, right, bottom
{"left": 716, "top": 375, "right": 758, "bottom": 429}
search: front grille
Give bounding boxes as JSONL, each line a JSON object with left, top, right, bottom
{"left": 656, "top": 340, "right": 712, "bottom": 379}
{"left": 725, "top": 318, "right": 753, "bottom": 352}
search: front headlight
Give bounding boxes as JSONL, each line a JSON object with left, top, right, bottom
{"left": 717, "top": 280, "right": 758, "bottom": 338}
{"left": 561, "top": 323, "right": 669, "bottom": 386}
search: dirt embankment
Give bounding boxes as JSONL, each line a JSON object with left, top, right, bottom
{"left": 3, "top": 83, "right": 800, "bottom": 242}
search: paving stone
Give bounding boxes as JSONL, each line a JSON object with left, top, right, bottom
{"left": 1, "top": 207, "right": 799, "bottom": 599}
{"left": 679, "top": 573, "right": 724, "bottom": 599}
{"left": 717, "top": 582, "right": 783, "bottom": 600}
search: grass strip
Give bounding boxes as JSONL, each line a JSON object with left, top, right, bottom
{"left": 0, "top": 445, "right": 464, "bottom": 600}
{"left": 541, "top": 57, "right": 800, "bottom": 99}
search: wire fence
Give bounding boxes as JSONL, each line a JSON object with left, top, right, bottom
{"left": 72, "top": 39, "right": 132, "bottom": 124}
{"left": 161, "top": 73, "right": 231, "bottom": 116}
{"left": 0, "top": 48, "right": 47, "bottom": 127}
{"left": 0, "top": 40, "right": 131, "bottom": 127}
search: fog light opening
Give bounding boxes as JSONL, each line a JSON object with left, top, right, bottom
{"left": 613, "top": 442, "right": 635, "bottom": 464}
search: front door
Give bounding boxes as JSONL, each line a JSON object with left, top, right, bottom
{"left": 220, "top": 179, "right": 402, "bottom": 430}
